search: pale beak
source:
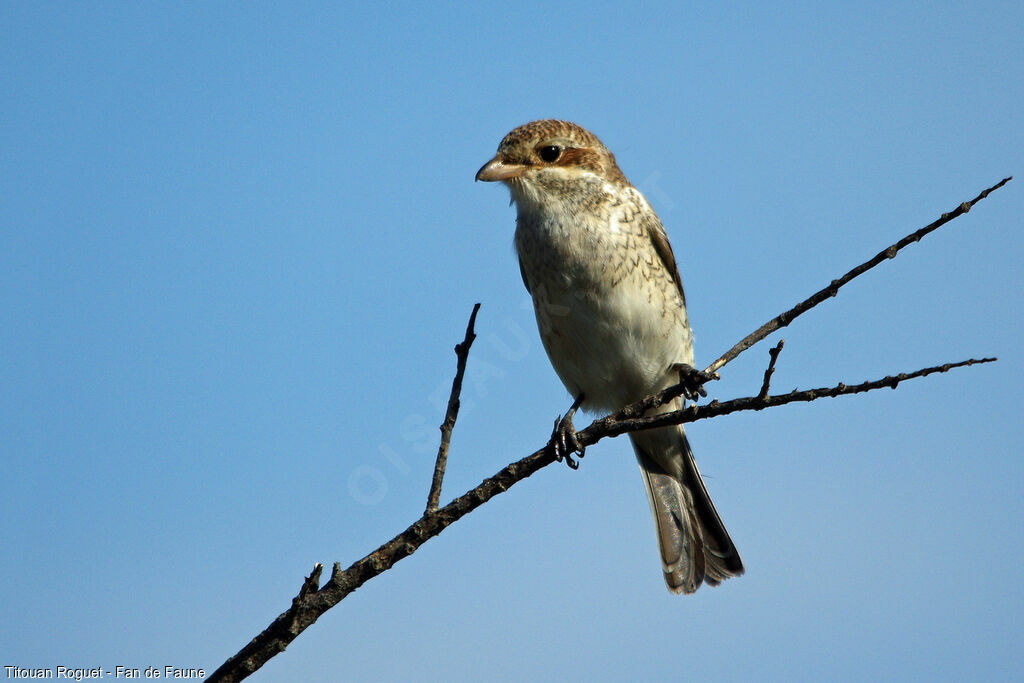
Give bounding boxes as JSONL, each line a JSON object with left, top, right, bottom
{"left": 475, "top": 157, "right": 526, "bottom": 182}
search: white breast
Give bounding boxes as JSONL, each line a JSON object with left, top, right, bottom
{"left": 514, "top": 187, "right": 693, "bottom": 412}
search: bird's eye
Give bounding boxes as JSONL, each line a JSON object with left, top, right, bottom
{"left": 539, "top": 145, "right": 562, "bottom": 162}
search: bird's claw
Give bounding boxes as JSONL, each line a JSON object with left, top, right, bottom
{"left": 671, "top": 363, "right": 716, "bottom": 401}
{"left": 547, "top": 394, "right": 585, "bottom": 469}
{"left": 549, "top": 413, "right": 584, "bottom": 469}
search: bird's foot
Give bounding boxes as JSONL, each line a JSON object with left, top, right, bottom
{"left": 547, "top": 394, "right": 585, "bottom": 469}
{"left": 670, "top": 363, "right": 717, "bottom": 402}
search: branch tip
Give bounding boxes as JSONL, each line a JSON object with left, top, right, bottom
{"left": 758, "top": 340, "right": 785, "bottom": 400}
{"left": 425, "top": 303, "right": 482, "bottom": 514}
{"left": 704, "top": 177, "right": 1011, "bottom": 375}
{"left": 296, "top": 564, "right": 323, "bottom": 601}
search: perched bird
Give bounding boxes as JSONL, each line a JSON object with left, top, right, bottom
{"left": 476, "top": 120, "right": 743, "bottom": 593}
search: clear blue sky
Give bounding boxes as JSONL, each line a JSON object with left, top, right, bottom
{"left": 2, "top": 3, "right": 1021, "bottom": 681}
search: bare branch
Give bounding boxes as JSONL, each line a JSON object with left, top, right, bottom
{"left": 206, "top": 356, "right": 995, "bottom": 682}
{"left": 704, "top": 176, "right": 1012, "bottom": 375}
{"left": 206, "top": 178, "right": 1009, "bottom": 681}
{"left": 584, "top": 357, "right": 996, "bottom": 442}
{"left": 208, "top": 564, "right": 325, "bottom": 682}
{"left": 758, "top": 340, "right": 785, "bottom": 400}
{"left": 425, "top": 303, "right": 481, "bottom": 514}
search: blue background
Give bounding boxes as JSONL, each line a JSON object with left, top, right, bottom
{"left": 2, "top": 3, "right": 1021, "bottom": 681}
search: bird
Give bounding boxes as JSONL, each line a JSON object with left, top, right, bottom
{"left": 475, "top": 120, "right": 743, "bottom": 593}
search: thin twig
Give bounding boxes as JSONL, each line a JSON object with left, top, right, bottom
{"left": 758, "top": 340, "right": 785, "bottom": 400}
{"left": 703, "top": 177, "right": 1012, "bottom": 375}
{"left": 584, "top": 357, "right": 996, "bottom": 441}
{"left": 425, "top": 303, "right": 481, "bottom": 514}
{"left": 205, "top": 356, "right": 995, "bottom": 682}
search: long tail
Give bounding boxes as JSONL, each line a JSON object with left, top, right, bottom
{"left": 631, "top": 424, "right": 744, "bottom": 594}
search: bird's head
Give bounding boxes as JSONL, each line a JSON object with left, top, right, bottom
{"left": 476, "top": 120, "right": 627, "bottom": 207}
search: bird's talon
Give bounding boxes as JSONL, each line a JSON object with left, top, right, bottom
{"left": 672, "top": 363, "right": 713, "bottom": 401}
{"left": 548, "top": 396, "right": 585, "bottom": 469}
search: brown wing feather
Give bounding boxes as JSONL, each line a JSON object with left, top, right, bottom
{"left": 517, "top": 254, "right": 532, "bottom": 294}
{"left": 642, "top": 209, "right": 686, "bottom": 306}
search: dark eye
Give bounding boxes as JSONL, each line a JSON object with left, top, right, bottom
{"left": 539, "top": 145, "right": 562, "bottom": 162}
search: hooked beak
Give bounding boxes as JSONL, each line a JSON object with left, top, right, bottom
{"left": 475, "top": 157, "right": 526, "bottom": 182}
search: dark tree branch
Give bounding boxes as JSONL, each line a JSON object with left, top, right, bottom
{"left": 703, "top": 176, "right": 1012, "bottom": 375}
{"left": 758, "top": 340, "right": 785, "bottom": 400}
{"left": 581, "top": 357, "right": 996, "bottom": 443}
{"left": 206, "top": 178, "right": 1010, "bottom": 682}
{"left": 208, "top": 356, "right": 996, "bottom": 682}
{"left": 425, "top": 303, "right": 480, "bottom": 514}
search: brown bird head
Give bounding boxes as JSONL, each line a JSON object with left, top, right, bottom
{"left": 476, "top": 120, "right": 628, "bottom": 206}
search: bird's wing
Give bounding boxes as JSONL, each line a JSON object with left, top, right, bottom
{"left": 638, "top": 197, "right": 687, "bottom": 306}
{"left": 516, "top": 254, "right": 532, "bottom": 294}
